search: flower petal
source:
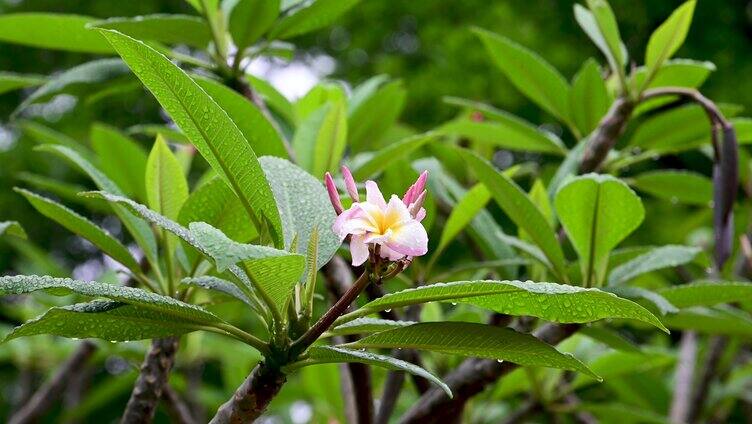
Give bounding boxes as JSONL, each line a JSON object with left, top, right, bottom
{"left": 365, "top": 181, "right": 387, "bottom": 210}
{"left": 350, "top": 234, "right": 369, "bottom": 266}
{"left": 333, "top": 205, "right": 375, "bottom": 239}
{"left": 385, "top": 195, "right": 414, "bottom": 227}
{"left": 379, "top": 244, "right": 406, "bottom": 261}
{"left": 385, "top": 220, "right": 428, "bottom": 257}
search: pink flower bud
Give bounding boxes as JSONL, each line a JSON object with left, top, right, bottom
{"left": 408, "top": 190, "right": 427, "bottom": 218}
{"left": 341, "top": 166, "right": 360, "bottom": 202}
{"left": 402, "top": 185, "right": 415, "bottom": 206}
{"left": 414, "top": 171, "right": 428, "bottom": 194}
{"left": 324, "top": 172, "right": 344, "bottom": 215}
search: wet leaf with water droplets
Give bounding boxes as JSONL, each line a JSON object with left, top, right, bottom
{"left": 338, "top": 280, "right": 666, "bottom": 332}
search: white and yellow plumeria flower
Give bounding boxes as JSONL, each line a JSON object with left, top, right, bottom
{"left": 325, "top": 167, "right": 428, "bottom": 266}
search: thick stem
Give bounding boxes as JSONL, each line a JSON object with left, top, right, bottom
{"left": 398, "top": 323, "right": 580, "bottom": 422}
{"left": 9, "top": 341, "right": 97, "bottom": 424}
{"left": 670, "top": 331, "right": 697, "bottom": 424}
{"left": 209, "top": 363, "right": 287, "bottom": 424}
{"left": 121, "top": 337, "right": 180, "bottom": 424}
{"left": 579, "top": 97, "right": 635, "bottom": 173}
{"left": 290, "top": 269, "right": 371, "bottom": 357}
{"left": 325, "top": 257, "right": 374, "bottom": 424}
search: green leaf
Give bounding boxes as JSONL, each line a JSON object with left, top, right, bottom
{"left": 247, "top": 75, "right": 295, "bottom": 124}
{"left": 580, "top": 326, "right": 641, "bottom": 353}
{"left": 242, "top": 254, "right": 306, "bottom": 316}
{"left": 644, "top": 0, "right": 696, "bottom": 85}
{"left": 631, "top": 60, "right": 716, "bottom": 116}
{"left": 180, "top": 276, "right": 253, "bottom": 306}
{"left": 0, "top": 221, "right": 27, "bottom": 239}
{"left": 474, "top": 27, "right": 571, "bottom": 124}
{"left": 347, "top": 79, "right": 406, "bottom": 151}
{"left": 0, "top": 13, "right": 113, "bottom": 53}
{"left": 438, "top": 117, "right": 566, "bottom": 155}
{"left": 327, "top": 318, "right": 417, "bottom": 337}
{"left": 178, "top": 176, "right": 256, "bottom": 243}
{"left": 5, "top": 300, "right": 205, "bottom": 342}
{"left": 570, "top": 59, "right": 610, "bottom": 136}
{"left": 17, "top": 173, "right": 108, "bottom": 213}
{"left": 294, "top": 345, "right": 451, "bottom": 396}
{"left": 0, "top": 275, "right": 222, "bottom": 324}
{"left": 21, "top": 121, "right": 93, "bottom": 160}
{"left": 14, "top": 58, "right": 130, "bottom": 116}
{"left": 269, "top": 0, "right": 360, "bottom": 39}
{"left": 92, "top": 14, "right": 211, "bottom": 48}
{"left": 260, "top": 156, "right": 340, "bottom": 269}
{"left": 226, "top": 0, "right": 280, "bottom": 50}
{"left": 82, "top": 191, "right": 257, "bottom": 300}
{"left": 91, "top": 123, "right": 149, "bottom": 201}
{"left": 193, "top": 76, "right": 288, "bottom": 158}
{"left": 630, "top": 170, "right": 712, "bottom": 206}
{"left": 293, "top": 100, "right": 347, "bottom": 176}
{"left": 14, "top": 188, "right": 140, "bottom": 274}
{"left": 662, "top": 306, "right": 752, "bottom": 337}
{"left": 555, "top": 174, "right": 644, "bottom": 286}
{"left": 145, "top": 135, "right": 189, "bottom": 220}
{"left": 579, "top": 403, "right": 669, "bottom": 424}
{"left": 632, "top": 59, "right": 715, "bottom": 92}
{"left": 339, "top": 280, "right": 667, "bottom": 331}
{"left": 0, "top": 72, "right": 46, "bottom": 95}
{"left": 574, "top": 1, "right": 626, "bottom": 74}
{"left": 127, "top": 124, "right": 188, "bottom": 144}
{"left": 459, "top": 149, "right": 568, "bottom": 281}
{"left": 571, "top": 349, "right": 675, "bottom": 390}
{"left": 436, "top": 183, "right": 491, "bottom": 256}
{"left": 441, "top": 98, "right": 564, "bottom": 156}
{"left": 97, "top": 28, "right": 283, "bottom": 248}
{"left": 347, "top": 322, "right": 599, "bottom": 378}
{"left": 627, "top": 104, "right": 739, "bottom": 154}
{"left": 188, "top": 221, "right": 291, "bottom": 273}
{"left": 606, "top": 286, "right": 678, "bottom": 316}
{"left": 658, "top": 281, "right": 752, "bottom": 308}
{"left": 38, "top": 145, "right": 159, "bottom": 268}
{"left": 295, "top": 81, "right": 346, "bottom": 122}
{"left": 352, "top": 133, "right": 437, "bottom": 180}
{"left": 607, "top": 245, "right": 701, "bottom": 286}
{"left": 312, "top": 101, "right": 348, "bottom": 176}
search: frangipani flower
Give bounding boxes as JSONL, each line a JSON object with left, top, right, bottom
{"left": 325, "top": 167, "right": 429, "bottom": 266}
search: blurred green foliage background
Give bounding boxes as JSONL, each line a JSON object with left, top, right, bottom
{"left": 1, "top": 0, "right": 750, "bottom": 268}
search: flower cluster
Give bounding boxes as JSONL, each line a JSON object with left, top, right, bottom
{"left": 325, "top": 167, "right": 429, "bottom": 266}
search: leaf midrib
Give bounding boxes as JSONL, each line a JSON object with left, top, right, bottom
{"left": 145, "top": 46, "right": 269, "bottom": 240}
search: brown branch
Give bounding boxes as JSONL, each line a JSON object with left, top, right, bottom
{"left": 670, "top": 331, "right": 697, "bottom": 423}
{"left": 121, "top": 337, "right": 180, "bottom": 424}
{"left": 290, "top": 265, "right": 371, "bottom": 357}
{"left": 579, "top": 97, "right": 635, "bottom": 173}
{"left": 325, "top": 257, "right": 374, "bottom": 424}
{"left": 398, "top": 323, "right": 580, "bottom": 422}
{"left": 162, "top": 384, "right": 199, "bottom": 424}
{"left": 210, "top": 257, "right": 376, "bottom": 422}
{"left": 210, "top": 362, "right": 287, "bottom": 423}
{"left": 9, "top": 341, "right": 98, "bottom": 424}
